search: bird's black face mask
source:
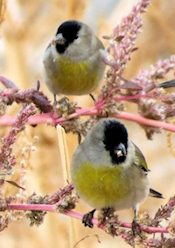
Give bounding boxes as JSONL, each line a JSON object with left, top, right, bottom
{"left": 55, "top": 20, "right": 81, "bottom": 54}
{"left": 103, "top": 119, "right": 128, "bottom": 164}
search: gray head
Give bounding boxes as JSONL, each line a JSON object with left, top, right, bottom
{"left": 53, "top": 20, "right": 104, "bottom": 59}
{"left": 55, "top": 20, "right": 82, "bottom": 54}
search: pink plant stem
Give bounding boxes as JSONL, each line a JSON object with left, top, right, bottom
{"left": 7, "top": 203, "right": 168, "bottom": 234}
{"left": 116, "top": 111, "right": 175, "bottom": 131}
{"left": 0, "top": 108, "right": 175, "bottom": 132}
{"left": 8, "top": 203, "right": 57, "bottom": 212}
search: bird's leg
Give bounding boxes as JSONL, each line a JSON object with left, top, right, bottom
{"left": 89, "top": 93, "right": 96, "bottom": 102}
{"left": 50, "top": 94, "right": 59, "bottom": 122}
{"left": 89, "top": 94, "right": 109, "bottom": 117}
{"left": 53, "top": 94, "right": 57, "bottom": 109}
{"left": 36, "top": 80, "right": 40, "bottom": 91}
{"left": 82, "top": 209, "right": 96, "bottom": 228}
{"left": 77, "top": 132, "right": 82, "bottom": 144}
{"left": 131, "top": 206, "right": 142, "bottom": 237}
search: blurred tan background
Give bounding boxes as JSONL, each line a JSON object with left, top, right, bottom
{"left": 0, "top": 0, "right": 175, "bottom": 247}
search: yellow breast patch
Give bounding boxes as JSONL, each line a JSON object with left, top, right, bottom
{"left": 56, "top": 57, "right": 98, "bottom": 95}
{"left": 72, "top": 162, "right": 131, "bottom": 208}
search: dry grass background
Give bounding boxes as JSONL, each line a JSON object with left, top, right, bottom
{"left": 0, "top": 0, "right": 175, "bottom": 247}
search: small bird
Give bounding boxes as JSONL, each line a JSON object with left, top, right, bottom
{"left": 71, "top": 118, "right": 163, "bottom": 231}
{"left": 43, "top": 20, "right": 105, "bottom": 97}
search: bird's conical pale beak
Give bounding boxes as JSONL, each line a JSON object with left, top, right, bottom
{"left": 51, "top": 33, "right": 65, "bottom": 45}
{"left": 114, "top": 143, "right": 127, "bottom": 157}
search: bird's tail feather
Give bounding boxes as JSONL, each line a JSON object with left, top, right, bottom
{"left": 149, "top": 188, "right": 164, "bottom": 199}
{"left": 158, "top": 79, "right": 175, "bottom": 89}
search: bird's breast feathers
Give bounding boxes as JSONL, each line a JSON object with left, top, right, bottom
{"left": 72, "top": 161, "right": 149, "bottom": 209}
{"left": 44, "top": 48, "right": 104, "bottom": 95}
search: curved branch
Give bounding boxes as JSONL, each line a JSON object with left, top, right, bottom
{"left": 0, "top": 109, "right": 175, "bottom": 132}
{"left": 7, "top": 203, "right": 168, "bottom": 234}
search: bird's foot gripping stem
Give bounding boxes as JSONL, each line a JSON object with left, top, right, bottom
{"left": 82, "top": 209, "right": 96, "bottom": 228}
{"left": 132, "top": 219, "right": 142, "bottom": 237}
{"left": 132, "top": 206, "right": 142, "bottom": 237}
